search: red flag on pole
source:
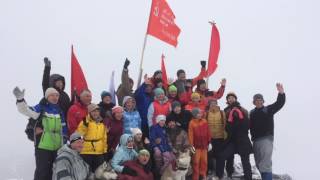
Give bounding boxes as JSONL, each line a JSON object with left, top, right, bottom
{"left": 71, "top": 45, "right": 88, "bottom": 99}
{"left": 161, "top": 54, "right": 168, "bottom": 88}
{"left": 147, "top": 0, "right": 181, "bottom": 47}
{"left": 206, "top": 23, "right": 220, "bottom": 77}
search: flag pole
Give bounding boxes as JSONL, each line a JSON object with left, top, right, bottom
{"left": 206, "top": 20, "right": 216, "bottom": 89}
{"left": 137, "top": 34, "right": 148, "bottom": 88}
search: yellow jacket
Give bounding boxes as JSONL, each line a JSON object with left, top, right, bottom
{"left": 77, "top": 115, "right": 107, "bottom": 154}
{"left": 206, "top": 107, "right": 227, "bottom": 139}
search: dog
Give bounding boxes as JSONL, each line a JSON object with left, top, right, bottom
{"left": 94, "top": 162, "right": 118, "bottom": 180}
{"left": 161, "top": 150, "right": 191, "bottom": 180}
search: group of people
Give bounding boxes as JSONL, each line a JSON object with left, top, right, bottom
{"left": 13, "top": 57, "right": 286, "bottom": 180}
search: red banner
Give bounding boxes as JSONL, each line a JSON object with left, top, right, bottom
{"left": 206, "top": 23, "right": 220, "bottom": 77}
{"left": 71, "top": 45, "right": 88, "bottom": 98}
{"left": 147, "top": 0, "right": 181, "bottom": 47}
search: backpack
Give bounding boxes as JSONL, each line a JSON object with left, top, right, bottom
{"left": 25, "top": 107, "right": 44, "bottom": 143}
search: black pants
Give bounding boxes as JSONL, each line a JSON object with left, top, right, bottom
{"left": 81, "top": 154, "right": 105, "bottom": 172}
{"left": 226, "top": 153, "right": 252, "bottom": 180}
{"left": 208, "top": 138, "right": 225, "bottom": 172}
{"left": 211, "top": 142, "right": 235, "bottom": 178}
{"left": 34, "top": 148, "right": 57, "bottom": 180}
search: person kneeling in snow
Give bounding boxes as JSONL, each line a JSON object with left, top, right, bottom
{"left": 52, "top": 132, "right": 90, "bottom": 180}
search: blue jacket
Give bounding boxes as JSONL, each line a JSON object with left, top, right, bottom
{"left": 149, "top": 124, "right": 172, "bottom": 153}
{"left": 111, "top": 134, "right": 138, "bottom": 173}
{"left": 123, "top": 110, "right": 141, "bottom": 134}
{"left": 134, "top": 83, "right": 153, "bottom": 127}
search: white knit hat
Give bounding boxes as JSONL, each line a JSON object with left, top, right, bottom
{"left": 45, "top": 87, "right": 59, "bottom": 99}
{"left": 130, "top": 128, "right": 142, "bottom": 137}
{"left": 155, "top": 115, "right": 166, "bottom": 123}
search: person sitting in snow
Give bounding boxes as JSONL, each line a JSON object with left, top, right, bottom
{"left": 166, "top": 101, "right": 193, "bottom": 132}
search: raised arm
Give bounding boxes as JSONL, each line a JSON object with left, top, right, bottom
{"left": 268, "top": 83, "right": 286, "bottom": 114}
{"left": 191, "top": 61, "right": 207, "bottom": 86}
{"left": 212, "top": 78, "right": 226, "bottom": 99}
{"left": 42, "top": 57, "right": 51, "bottom": 95}
{"left": 13, "top": 87, "right": 40, "bottom": 119}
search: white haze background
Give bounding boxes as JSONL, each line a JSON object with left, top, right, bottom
{"left": 0, "top": 0, "right": 319, "bottom": 179}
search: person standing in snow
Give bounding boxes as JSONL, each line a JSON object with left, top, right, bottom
{"left": 117, "top": 58, "right": 134, "bottom": 106}
{"left": 98, "top": 91, "right": 115, "bottom": 119}
{"left": 13, "top": 87, "right": 66, "bottom": 180}
{"left": 52, "top": 132, "right": 90, "bottom": 180}
{"left": 122, "top": 96, "right": 142, "bottom": 134}
{"left": 250, "top": 83, "right": 286, "bottom": 180}
{"left": 195, "top": 78, "right": 226, "bottom": 105}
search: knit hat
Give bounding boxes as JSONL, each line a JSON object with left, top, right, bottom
{"left": 171, "top": 101, "right": 181, "bottom": 110}
{"left": 197, "top": 79, "right": 206, "bottom": 87}
{"left": 45, "top": 87, "right": 59, "bottom": 99}
{"left": 112, "top": 106, "right": 124, "bottom": 114}
{"left": 154, "top": 88, "right": 165, "bottom": 97}
{"left": 156, "top": 114, "right": 166, "bottom": 123}
{"left": 69, "top": 132, "right": 83, "bottom": 144}
{"left": 253, "top": 93, "right": 264, "bottom": 102}
{"left": 100, "top": 91, "right": 111, "bottom": 100}
{"left": 168, "top": 85, "right": 177, "bottom": 93}
{"left": 226, "top": 92, "right": 237, "bottom": 100}
{"left": 139, "top": 149, "right": 150, "bottom": 157}
{"left": 122, "top": 96, "right": 134, "bottom": 107}
{"left": 130, "top": 128, "right": 142, "bottom": 137}
{"left": 191, "top": 108, "right": 201, "bottom": 117}
{"left": 191, "top": 92, "right": 200, "bottom": 100}
{"left": 87, "top": 103, "right": 100, "bottom": 113}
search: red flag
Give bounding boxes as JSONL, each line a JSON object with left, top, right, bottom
{"left": 206, "top": 23, "right": 220, "bottom": 77}
{"left": 147, "top": 0, "right": 181, "bottom": 47}
{"left": 161, "top": 54, "right": 168, "bottom": 88}
{"left": 71, "top": 45, "right": 88, "bottom": 99}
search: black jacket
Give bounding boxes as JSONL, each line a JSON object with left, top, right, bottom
{"left": 98, "top": 101, "right": 115, "bottom": 119}
{"left": 42, "top": 65, "right": 71, "bottom": 119}
{"left": 250, "top": 93, "right": 286, "bottom": 141}
{"left": 166, "top": 110, "right": 193, "bottom": 132}
{"left": 224, "top": 102, "right": 252, "bottom": 155}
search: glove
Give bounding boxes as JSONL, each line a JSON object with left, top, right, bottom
{"left": 13, "top": 87, "right": 25, "bottom": 100}
{"left": 200, "top": 61, "right": 206, "bottom": 68}
{"left": 44, "top": 57, "right": 51, "bottom": 67}
{"left": 190, "top": 146, "right": 196, "bottom": 154}
{"left": 124, "top": 58, "right": 130, "bottom": 69}
{"left": 208, "top": 143, "right": 212, "bottom": 152}
{"left": 122, "top": 166, "right": 137, "bottom": 176}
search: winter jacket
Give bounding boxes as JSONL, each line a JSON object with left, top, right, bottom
{"left": 105, "top": 117, "right": 124, "bottom": 153}
{"left": 188, "top": 118, "right": 211, "bottom": 149}
{"left": 166, "top": 110, "right": 193, "bottom": 132}
{"left": 149, "top": 124, "right": 172, "bottom": 153}
{"left": 195, "top": 85, "right": 225, "bottom": 105}
{"left": 117, "top": 68, "right": 134, "bottom": 106}
{"left": 52, "top": 144, "right": 90, "bottom": 180}
{"left": 166, "top": 127, "right": 190, "bottom": 154}
{"left": 67, "top": 102, "right": 88, "bottom": 135}
{"left": 111, "top": 134, "right": 138, "bottom": 173}
{"left": 147, "top": 99, "right": 171, "bottom": 127}
{"left": 250, "top": 93, "right": 286, "bottom": 141}
{"left": 42, "top": 65, "right": 71, "bottom": 120}
{"left": 123, "top": 110, "right": 142, "bottom": 134}
{"left": 17, "top": 100, "right": 64, "bottom": 151}
{"left": 118, "top": 160, "right": 154, "bottom": 180}
{"left": 174, "top": 67, "right": 206, "bottom": 95}
{"left": 224, "top": 102, "right": 252, "bottom": 155}
{"left": 77, "top": 115, "right": 107, "bottom": 155}
{"left": 134, "top": 83, "right": 153, "bottom": 129}
{"left": 98, "top": 101, "right": 115, "bottom": 119}
{"left": 206, "top": 107, "right": 226, "bottom": 139}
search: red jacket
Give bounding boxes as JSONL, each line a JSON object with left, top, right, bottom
{"left": 188, "top": 118, "right": 211, "bottom": 149}
{"left": 185, "top": 101, "right": 206, "bottom": 113}
{"left": 67, "top": 102, "right": 88, "bottom": 135}
{"left": 151, "top": 100, "right": 171, "bottom": 126}
{"left": 195, "top": 85, "right": 225, "bottom": 106}
{"left": 118, "top": 160, "right": 154, "bottom": 180}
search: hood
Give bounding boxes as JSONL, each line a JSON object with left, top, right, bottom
{"left": 119, "top": 134, "right": 132, "bottom": 147}
{"left": 57, "top": 144, "right": 78, "bottom": 157}
{"left": 49, "top": 74, "right": 66, "bottom": 91}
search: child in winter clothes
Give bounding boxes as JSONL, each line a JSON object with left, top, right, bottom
{"left": 123, "top": 96, "right": 142, "bottom": 134}
{"left": 14, "top": 87, "right": 67, "bottom": 180}
{"left": 147, "top": 88, "right": 171, "bottom": 127}
{"left": 166, "top": 101, "right": 193, "bottom": 132}
{"left": 105, "top": 106, "right": 124, "bottom": 161}
{"left": 77, "top": 103, "right": 107, "bottom": 172}
{"left": 188, "top": 108, "right": 212, "bottom": 180}
{"left": 111, "top": 134, "right": 138, "bottom": 173}
{"left": 149, "top": 115, "right": 175, "bottom": 175}
{"left": 98, "top": 91, "right": 115, "bottom": 119}
{"left": 185, "top": 92, "right": 206, "bottom": 113}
